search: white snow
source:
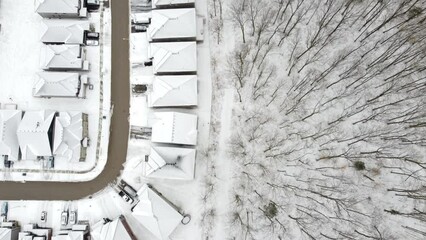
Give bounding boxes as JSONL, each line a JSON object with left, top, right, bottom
{"left": 0, "top": 0, "right": 112, "bottom": 182}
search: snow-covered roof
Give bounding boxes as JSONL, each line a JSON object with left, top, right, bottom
{"left": 149, "top": 42, "right": 197, "bottom": 74}
{"left": 0, "top": 110, "right": 22, "bottom": 161}
{"left": 52, "top": 231, "right": 84, "bottom": 240}
{"left": 0, "top": 228, "right": 13, "bottom": 240}
{"left": 53, "top": 112, "right": 87, "bottom": 162}
{"left": 17, "top": 110, "right": 56, "bottom": 160}
{"left": 91, "top": 218, "right": 133, "bottom": 240}
{"left": 36, "top": 0, "right": 86, "bottom": 18}
{"left": 145, "top": 146, "right": 195, "bottom": 180}
{"left": 132, "top": 184, "right": 183, "bottom": 240}
{"left": 148, "top": 8, "right": 196, "bottom": 40}
{"left": 148, "top": 75, "right": 198, "bottom": 107}
{"left": 33, "top": 72, "right": 83, "bottom": 98}
{"left": 41, "top": 20, "right": 89, "bottom": 44}
{"left": 151, "top": 112, "right": 197, "bottom": 145}
{"left": 19, "top": 225, "right": 51, "bottom": 239}
{"left": 152, "top": 0, "right": 195, "bottom": 8}
{"left": 40, "top": 44, "right": 84, "bottom": 70}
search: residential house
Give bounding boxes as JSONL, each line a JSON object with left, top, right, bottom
{"left": 152, "top": 0, "right": 195, "bottom": 9}
{"left": 148, "top": 75, "right": 197, "bottom": 107}
{"left": 36, "top": 0, "right": 87, "bottom": 18}
{"left": 151, "top": 112, "right": 197, "bottom": 145}
{"left": 0, "top": 221, "right": 20, "bottom": 240}
{"left": 90, "top": 216, "right": 136, "bottom": 240}
{"left": 40, "top": 44, "right": 89, "bottom": 71}
{"left": 33, "top": 72, "right": 89, "bottom": 98}
{"left": 41, "top": 20, "right": 90, "bottom": 45}
{"left": 148, "top": 8, "right": 196, "bottom": 41}
{"left": 149, "top": 42, "right": 197, "bottom": 74}
{"left": 0, "top": 110, "right": 22, "bottom": 162}
{"left": 131, "top": 184, "right": 183, "bottom": 240}
{"left": 16, "top": 110, "right": 89, "bottom": 162}
{"left": 144, "top": 146, "right": 195, "bottom": 180}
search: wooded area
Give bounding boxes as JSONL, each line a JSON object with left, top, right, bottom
{"left": 203, "top": 0, "right": 426, "bottom": 239}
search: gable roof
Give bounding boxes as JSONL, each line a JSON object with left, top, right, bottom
{"left": 148, "top": 8, "right": 196, "bottom": 40}
{"left": 152, "top": 0, "right": 195, "bottom": 8}
{"left": 150, "top": 42, "right": 197, "bottom": 74}
{"left": 52, "top": 231, "right": 84, "bottom": 240}
{"left": 0, "top": 228, "right": 12, "bottom": 240}
{"left": 41, "top": 20, "right": 89, "bottom": 44}
{"left": 132, "top": 185, "right": 183, "bottom": 240}
{"left": 17, "top": 110, "right": 56, "bottom": 160}
{"left": 33, "top": 72, "right": 81, "bottom": 98}
{"left": 149, "top": 75, "right": 197, "bottom": 107}
{"left": 145, "top": 146, "right": 196, "bottom": 180}
{"left": 0, "top": 110, "right": 22, "bottom": 161}
{"left": 151, "top": 112, "right": 198, "bottom": 145}
{"left": 37, "top": 0, "right": 81, "bottom": 15}
{"left": 91, "top": 218, "right": 133, "bottom": 240}
{"left": 53, "top": 111, "right": 86, "bottom": 162}
{"left": 40, "top": 44, "right": 84, "bottom": 70}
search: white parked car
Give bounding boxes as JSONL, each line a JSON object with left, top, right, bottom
{"left": 69, "top": 211, "right": 77, "bottom": 225}
{"left": 61, "top": 211, "right": 68, "bottom": 226}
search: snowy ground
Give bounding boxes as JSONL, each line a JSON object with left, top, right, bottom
{"left": 0, "top": 0, "right": 213, "bottom": 238}
{"left": 0, "top": 0, "right": 112, "bottom": 182}
{"left": 212, "top": 88, "right": 234, "bottom": 240}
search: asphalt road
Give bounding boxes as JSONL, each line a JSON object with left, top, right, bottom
{"left": 0, "top": 0, "right": 130, "bottom": 200}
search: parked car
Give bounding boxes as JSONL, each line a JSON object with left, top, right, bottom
{"left": 40, "top": 211, "right": 47, "bottom": 222}
{"left": 119, "top": 180, "right": 138, "bottom": 198}
{"left": 118, "top": 191, "right": 134, "bottom": 204}
{"left": 69, "top": 211, "right": 77, "bottom": 225}
{"left": 61, "top": 211, "right": 68, "bottom": 226}
{"left": 3, "top": 160, "right": 11, "bottom": 168}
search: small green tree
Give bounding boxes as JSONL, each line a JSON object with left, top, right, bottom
{"left": 354, "top": 161, "right": 366, "bottom": 171}
{"left": 264, "top": 202, "right": 278, "bottom": 219}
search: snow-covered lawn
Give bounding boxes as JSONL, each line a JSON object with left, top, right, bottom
{"left": 0, "top": 0, "right": 112, "bottom": 182}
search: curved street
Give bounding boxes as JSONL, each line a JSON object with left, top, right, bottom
{"left": 0, "top": 0, "right": 130, "bottom": 200}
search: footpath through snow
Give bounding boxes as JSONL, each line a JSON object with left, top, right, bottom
{"left": 213, "top": 88, "right": 234, "bottom": 239}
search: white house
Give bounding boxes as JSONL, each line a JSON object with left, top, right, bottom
{"left": 41, "top": 20, "right": 90, "bottom": 45}
{"left": 148, "top": 8, "right": 196, "bottom": 41}
{"left": 17, "top": 110, "right": 56, "bottom": 160}
{"left": 17, "top": 110, "right": 88, "bottom": 161}
{"left": 148, "top": 75, "right": 197, "bottom": 107}
{"left": 91, "top": 216, "right": 135, "bottom": 240}
{"left": 149, "top": 42, "right": 197, "bottom": 74}
{"left": 40, "top": 44, "right": 89, "bottom": 70}
{"left": 0, "top": 222, "right": 20, "bottom": 240}
{"left": 0, "top": 110, "right": 22, "bottom": 161}
{"left": 152, "top": 0, "right": 195, "bottom": 9}
{"left": 151, "top": 112, "right": 197, "bottom": 145}
{"left": 52, "top": 232, "right": 84, "bottom": 240}
{"left": 18, "top": 224, "right": 52, "bottom": 240}
{"left": 33, "top": 72, "right": 88, "bottom": 98}
{"left": 145, "top": 146, "right": 195, "bottom": 180}
{"left": 53, "top": 111, "right": 89, "bottom": 162}
{"left": 36, "top": 0, "right": 87, "bottom": 18}
{"left": 132, "top": 184, "right": 183, "bottom": 240}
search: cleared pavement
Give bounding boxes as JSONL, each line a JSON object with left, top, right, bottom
{"left": 0, "top": 0, "right": 130, "bottom": 200}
